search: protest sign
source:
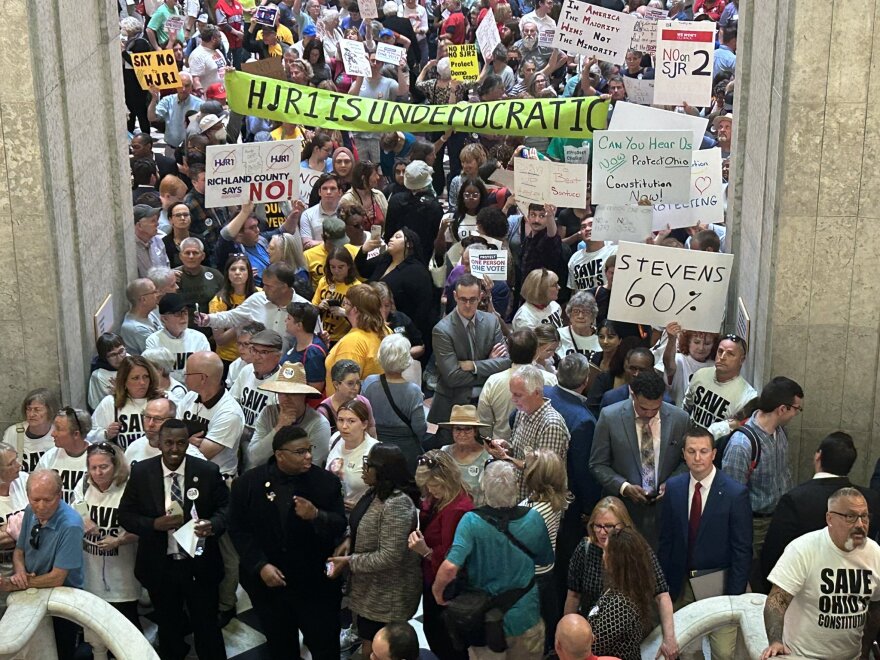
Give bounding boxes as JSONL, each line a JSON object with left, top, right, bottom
{"left": 254, "top": 5, "right": 279, "bottom": 26}
{"left": 622, "top": 77, "right": 654, "bottom": 105}
{"left": 553, "top": 0, "right": 638, "bottom": 63}
{"left": 298, "top": 167, "right": 324, "bottom": 203}
{"left": 591, "top": 130, "right": 693, "bottom": 205}
{"left": 132, "top": 50, "right": 180, "bottom": 90}
{"left": 164, "top": 15, "right": 184, "bottom": 37}
{"left": 470, "top": 250, "right": 508, "bottom": 280}
{"left": 609, "top": 101, "right": 707, "bottom": 147}
{"left": 539, "top": 28, "right": 555, "bottom": 47}
{"left": 376, "top": 42, "right": 406, "bottom": 65}
{"left": 514, "top": 159, "right": 590, "bottom": 208}
{"left": 592, "top": 205, "right": 653, "bottom": 242}
{"left": 629, "top": 7, "right": 666, "bottom": 55}
{"left": 447, "top": 44, "right": 479, "bottom": 81}
{"left": 475, "top": 11, "right": 501, "bottom": 63}
{"left": 489, "top": 167, "right": 515, "bottom": 189}
{"left": 563, "top": 144, "right": 590, "bottom": 164}
{"left": 654, "top": 21, "right": 715, "bottom": 107}
{"left": 360, "top": 0, "right": 378, "bottom": 19}
{"left": 608, "top": 241, "right": 734, "bottom": 333}
{"left": 226, "top": 72, "right": 609, "bottom": 138}
{"left": 652, "top": 147, "right": 723, "bottom": 229}
{"left": 205, "top": 140, "right": 302, "bottom": 207}
{"left": 340, "top": 39, "right": 372, "bottom": 77}
{"left": 242, "top": 57, "right": 287, "bottom": 81}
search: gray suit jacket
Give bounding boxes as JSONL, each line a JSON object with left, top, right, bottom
{"left": 428, "top": 310, "right": 509, "bottom": 424}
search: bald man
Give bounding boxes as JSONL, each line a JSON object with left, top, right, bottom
{"left": 555, "top": 614, "right": 621, "bottom": 660}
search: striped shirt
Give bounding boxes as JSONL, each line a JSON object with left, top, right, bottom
{"left": 521, "top": 498, "right": 562, "bottom": 575}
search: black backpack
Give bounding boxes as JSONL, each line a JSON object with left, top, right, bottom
{"left": 714, "top": 425, "right": 762, "bottom": 481}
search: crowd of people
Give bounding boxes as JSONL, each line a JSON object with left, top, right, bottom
{"left": 9, "top": 0, "right": 880, "bottom": 659}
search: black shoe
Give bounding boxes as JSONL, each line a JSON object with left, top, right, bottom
{"left": 218, "top": 608, "right": 237, "bottom": 629}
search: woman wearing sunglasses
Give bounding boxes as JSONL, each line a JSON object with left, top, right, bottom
{"left": 564, "top": 496, "right": 678, "bottom": 660}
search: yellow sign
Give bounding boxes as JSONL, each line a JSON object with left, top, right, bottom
{"left": 447, "top": 43, "right": 479, "bottom": 82}
{"left": 225, "top": 72, "right": 609, "bottom": 138}
{"left": 132, "top": 50, "right": 181, "bottom": 91}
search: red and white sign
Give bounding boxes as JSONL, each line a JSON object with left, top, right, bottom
{"left": 653, "top": 21, "right": 715, "bottom": 107}
{"left": 205, "top": 140, "right": 303, "bottom": 207}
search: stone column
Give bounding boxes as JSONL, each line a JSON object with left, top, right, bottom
{"left": 0, "top": 0, "right": 134, "bottom": 427}
{"left": 730, "top": 0, "right": 880, "bottom": 484}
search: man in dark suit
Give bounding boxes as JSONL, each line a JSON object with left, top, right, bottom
{"left": 119, "top": 419, "right": 229, "bottom": 660}
{"left": 761, "top": 431, "right": 880, "bottom": 589}
{"left": 428, "top": 274, "right": 509, "bottom": 435}
{"left": 658, "top": 426, "right": 752, "bottom": 660}
{"left": 229, "top": 425, "right": 346, "bottom": 660}
{"left": 589, "top": 369, "right": 689, "bottom": 546}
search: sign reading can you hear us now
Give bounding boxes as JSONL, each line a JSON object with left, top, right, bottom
{"left": 609, "top": 241, "right": 734, "bottom": 333}
{"left": 205, "top": 139, "right": 303, "bottom": 208}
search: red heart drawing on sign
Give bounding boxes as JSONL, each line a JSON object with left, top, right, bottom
{"left": 695, "top": 177, "right": 712, "bottom": 194}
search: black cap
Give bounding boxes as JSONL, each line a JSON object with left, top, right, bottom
{"left": 158, "top": 293, "right": 190, "bottom": 315}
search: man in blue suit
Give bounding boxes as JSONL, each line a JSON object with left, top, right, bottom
{"left": 658, "top": 425, "right": 752, "bottom": 660}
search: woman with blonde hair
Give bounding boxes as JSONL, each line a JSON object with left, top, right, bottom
{"left": 268, "top": 231, "right": 308, "bottom": 274}
{"left": 92, "top": 356, "right": 160, "bottom": 450}
{"left": 407, "top": 450, "right": 473, "bottom": 659}
{"left": 513, "top": 268, "right": 564, "bottom": 331}
{"left": 533, "top": 323, "right": 562, "bottom": 375}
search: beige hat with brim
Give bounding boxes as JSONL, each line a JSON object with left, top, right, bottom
{"left": 258, "top": 362, "right": 321, "bottom": 396}
{"left": 436, "top": 404, "right": 490, "bottom": 429}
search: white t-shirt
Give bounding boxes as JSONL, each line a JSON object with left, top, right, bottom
{"left": 325, "top": 435, "right": 378, "bottom": 510}
{"left": 1, "top": 424, "right": 54, "bottom": 473}
{"left": 226, "top": 357, "right": 247, "bottom": 389}
{"left": 188, "top": 45, "right": 226, "bottom": 88}
{"left": 72, "top": 479, "right": 140, "bottom": 602}
{"left": 667, "top": 353, "right": 715, "bottom": 407}
{"left": 88, "top": 368, "right": 116, "bottom": 411}
{"left": 768, "top": 528, "right": 880, "bottom": 660}
{"left": 512, "top": 301, "right": 563, "bottom": 331}
{"left": 165, "top": 378, "right": 188, "bottom": 407}
{"left": 556, "top": 326, "right": 601, "bottom": 363}
{"left": 179, "top": 390, "right": 244, "bottom": 476}
{"left": 92, "top": 396, "right": 148, "bottom": 451}
{"left": 683, "top": 368, "right": 758, "bottom": 438}
{"left": 567, "top": 244, "right": 617, "bottom": 291}
{"left": 229, "top": 365, "right": 279, "bottom": 430}
{"left": 145, "top": 328, "right": 211, "bottom": 382}
{"left": 36, "top": 447, "right": 88, "bottom": 503}
{"left": 443, "top": 213, "right": 479, "bottom": 243}
{"left": 125, "top": 437, "right": 162, "bottom": 465}
{"left": 0, "top": 473, "right": 29, "bottom": 566}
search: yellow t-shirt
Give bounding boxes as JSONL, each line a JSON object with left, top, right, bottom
{"left": 271, "top": 124, "right": 304, "bottom": 142}
{"left": 325, "top": 327, "right": 391, "bottom": 394}
{"left": 312, "top": 278, "right": 358, "bottom": 343}
{"left": 304, "top": 243, "right": 360, "bottom": 289}
{"left": 209, "top": 291, "right": 249, "bottom": 362}
{"left": 257, "top": 23, "right": 294, "bottom": 46}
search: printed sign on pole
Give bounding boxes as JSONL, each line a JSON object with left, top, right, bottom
{"left": 447, "top": 44, "right": 479, "bottom": 81}
{"left": 591, "top": 130, "right": 693, "bottom": 205}
{"left": 470, "top": 250, "right": 508, "bottom": 280}
{"left": 608, "top": 241, "right": 734, "bottom": 333}
{"left": 652, "top": 147, "right": 724, "bottom": 229}
{"left": 475, "top": 12, "right": 501, "bottom": 63}
{"left": 340, "top": 39, "right": 372, "bottom": 78}
{"left": 591, "top": 205, "right": 653, "bottom": 242}
{"left": 514, "top": 159, "right": 590, "bottom": 208}
{"left": 376, "top": 42, "right": 406, "bottom": 65}
{"left": 653, "top": 21, "right": 715, "bottom": 107}
{"left": 254, "top": 5, "right": 279, "bottom": 26}
{"left": 622, "top": 77, "right": 654, "bottom": 105}
{"left": 552, "top": 0, "right": 638, "bottom": 63}
{"left": 205, "top": 140, "right": 303, "bottom": 207}
{"left": 132, "top": 50, "right": 181, "bottom": 90}
{"left": 609, "top": 101, "right": 708, "bottom": 148}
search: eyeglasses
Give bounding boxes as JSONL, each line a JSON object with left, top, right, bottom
{"left": 279, "top": 445, "right": 315, "bottom": 456}
{"left": 787, "top": 403, "right": 804, "bottom": 413}
{"left": 62, "top": 407, "right": 83, "bottom": 436}
{"left": 829, "top": 511, "right": 871, "bottom": 525}
{"left": 589, "top": 522, "right": 625, "bottom": 534}
{"left": 417, "top": 454, "right": 439, "bottom": 469}
{"left": 251, "top": 347, "right": 280, "bottom": 357}
{"left": 88, "top": 442, "right": 116, "bottom": 455}
{"left": 30, "top": 523, "right": 42, "bottom": 550}
{"left": 462, "top": 192, "right": 481, "bottom": 199}
{"left": 144, "top": 415, "right": 172, "bottom": 423}
{"left": 452, "top": 425, "right": 475, "bottom": 434}
{"left": 569, "top": 309, "right": 591, "bottom": 317}
{"left": 457, "top": 296, "right": 480, "bottom": 305}
{"left": 237, "top": 340, "right": 252, "bottom": 348}
{"left": 107, "top": 348, "right": 127, "bottom": 359}
{"left": 172, "top": 212, "right": 191, "bottom": 218}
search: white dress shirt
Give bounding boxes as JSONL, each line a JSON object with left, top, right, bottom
{"left": 162, "top": 458, "right": 187, "bottom": 554}
{"left": 688, "top": 466, "right": 717, "bottom": 518}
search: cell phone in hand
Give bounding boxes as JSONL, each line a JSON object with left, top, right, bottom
{"left": 371, "top": 225, "right": 382, "bottom": 240}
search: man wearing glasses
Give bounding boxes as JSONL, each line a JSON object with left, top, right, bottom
{"left": 125, "top": 397, "right": 178, "bottom": 465}
{"left": 119, "top": 277, "right": 163, "bottom": 356}
{"left": 1, "top": 470, "right": 84, "bottom": 659}
{"left": 761, "top": 488, "right": 880, "bottom": 660}
{"left": 229, "top": 330, "right": 282, "bottom": 435}
{"left": 36, "top": 408, "right": 92, "bottom": 504}
{"left": 229, "top": 425, "right": 346, "bottom": 660}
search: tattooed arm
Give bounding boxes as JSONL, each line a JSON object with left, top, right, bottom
{"left": 760, "top": 585, "right": 793, "bottom": 659}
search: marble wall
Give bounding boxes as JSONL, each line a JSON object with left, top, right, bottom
{"left": 731, "top": 0, "right": 880, "bottom": 485}
{"left": 0, "top": 0, "right": 133, "bottom": 430}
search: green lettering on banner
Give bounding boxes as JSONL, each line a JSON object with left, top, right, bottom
{"left": 226, "top": 72, "right": 609, "bottom": 138}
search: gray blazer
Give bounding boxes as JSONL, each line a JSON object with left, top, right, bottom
{"left": 428, "top": 310, "right": 509, "bottom": 423}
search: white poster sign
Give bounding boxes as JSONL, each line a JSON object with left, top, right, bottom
{"left": 653, "top": 21, "right": 715, "bottom": 107}
{"left": 563, "top": 144, "right": 590, "bottom": 165}
{"left": 514, "top": 158, "right": 590, "bottom": 208}
{"left": 475, "top": 11, "right": 501, "bottom": 63}
{"left": 608, "top": 241, "right": 734, "bottom": 333}
{"left": 376, "top": 42, "right": 406, "bottom": 65}
{"left": 206, "top": 140, "right": 302, "bottom": 207}
{"left": 340, "top": 39, "right": 372, "bottom": 78}
{"left": 652, "top": 147, "right": 724, "bottom": 229}
{"left": 538, "top": 28, "right": 555, "bottom": 47}
{"left": 609, "top": 101, "right": 708, "bottom": 148}
{"left": 298, "top": 167, "right": 324, "bottom": 204}
{"left": 469, "top": 249, "right": 508, "bottom": 280}
{"left": 622, "top": 77, "right": 654, "bottom": 105}
{"left": 360, "top": 0, "right": 378, "bottom": 19}
{"left": 552, "top": 0, "right": 638, "bottom": 63}
{"left": 591, "top": 205, "right": 653, "bottom": 242}
{"left": 630, "top": 7, "right": 666, "bottom": 55}
{"left": 591, "top": 130, "right": 693, "bottom": 205}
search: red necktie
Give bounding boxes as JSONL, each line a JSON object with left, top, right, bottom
{"left": 688, "top": 482, "right": 702, "bottom": 567}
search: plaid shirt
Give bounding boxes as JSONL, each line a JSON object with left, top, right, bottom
{"left": 510, "top": 399, "right": 570, "bottom": 498}
{"left": 721, "top": 414, "right": 792, "bottom": 514}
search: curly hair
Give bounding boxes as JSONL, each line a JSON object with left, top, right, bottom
{"left": 678, "top": 330, "right": 720, "bottom": 358}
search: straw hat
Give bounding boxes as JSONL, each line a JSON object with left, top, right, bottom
{"left": 436, "top": 405, "right": 490, "bottom": 429}
{"left": 258, "top": 362, "right": 321, "bottom": 395}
